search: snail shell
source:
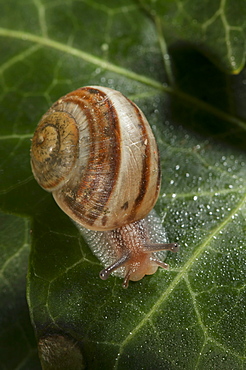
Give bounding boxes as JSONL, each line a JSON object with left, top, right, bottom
{"left": 31, "top": 86, "right": 178, "bottom": 288}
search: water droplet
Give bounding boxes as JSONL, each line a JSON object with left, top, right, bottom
{"left": 101, "top": 43, "right": 109, "bottom": 51}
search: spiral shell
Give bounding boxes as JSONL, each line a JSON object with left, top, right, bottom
{"left": 31, "top": 86, "right": 160, "bottom": 231}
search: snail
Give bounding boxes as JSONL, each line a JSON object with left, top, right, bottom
{"left": 30, "top": 86, "right": 178, "bottom": 288}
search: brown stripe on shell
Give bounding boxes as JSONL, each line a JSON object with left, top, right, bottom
{"left": 155, "top": 148, "right": 161, "bottom": 199}
{"left": 126, "top": 99, "right": 152, "bottom": 220}
{"left": 58, "top": 87, "right": 121, "bottom": 227}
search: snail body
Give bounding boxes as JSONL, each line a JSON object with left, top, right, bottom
{"left": 31, "top": 86, "right": 178, "bottom": 288}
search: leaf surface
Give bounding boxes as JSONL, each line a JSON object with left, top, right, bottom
{"left": 0, "top": 1, "right": 245, "bottom": 369}
{"left": 0, "top": 212, "right": 40, "bottom": 369}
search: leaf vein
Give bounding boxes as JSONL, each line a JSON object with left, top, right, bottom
{"left": 115, "top": 192, "right": 246, "bottom": 367}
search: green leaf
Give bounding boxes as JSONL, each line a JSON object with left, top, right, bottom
{"left": 0, "top": 1, "right": 246, "bottom": 369}
{"left": 138, "top": 0, "right": 246, "bottom": 73}
{"left": 0, "top": 212, "right": 40, "bottom": 369}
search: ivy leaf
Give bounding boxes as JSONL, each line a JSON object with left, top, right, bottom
{"left": 0, "top": 1, "right": 246, "bottom": 369}
{"left": 138, "top": 0, "right": 246, "bottom": 73}
{"left": 0, "top": 212, "right": 40, "bottom": 369}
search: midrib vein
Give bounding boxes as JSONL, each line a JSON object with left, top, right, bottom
{"left": 114, "top": 192, "right": 246, "bottom": 367}
{"left": 0, "top": 28, "right": 164, "bottom": 90}
{"left": 0, "top": 27, "right": 246, "bottom": 130}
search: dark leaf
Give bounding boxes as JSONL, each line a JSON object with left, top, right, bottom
{"left": 0, "top": 1, "right": 245, "bottom": 369}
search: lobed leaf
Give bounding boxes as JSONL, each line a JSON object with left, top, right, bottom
{"left": 0, "top": 0, "right": 245, "bottom": 369}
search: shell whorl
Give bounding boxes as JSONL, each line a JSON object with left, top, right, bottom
{"left": 31, "top": 111, "right": 79, "bottom": 190}
{"left": 31, "top": 86, "right": 161, "bottom": 231}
